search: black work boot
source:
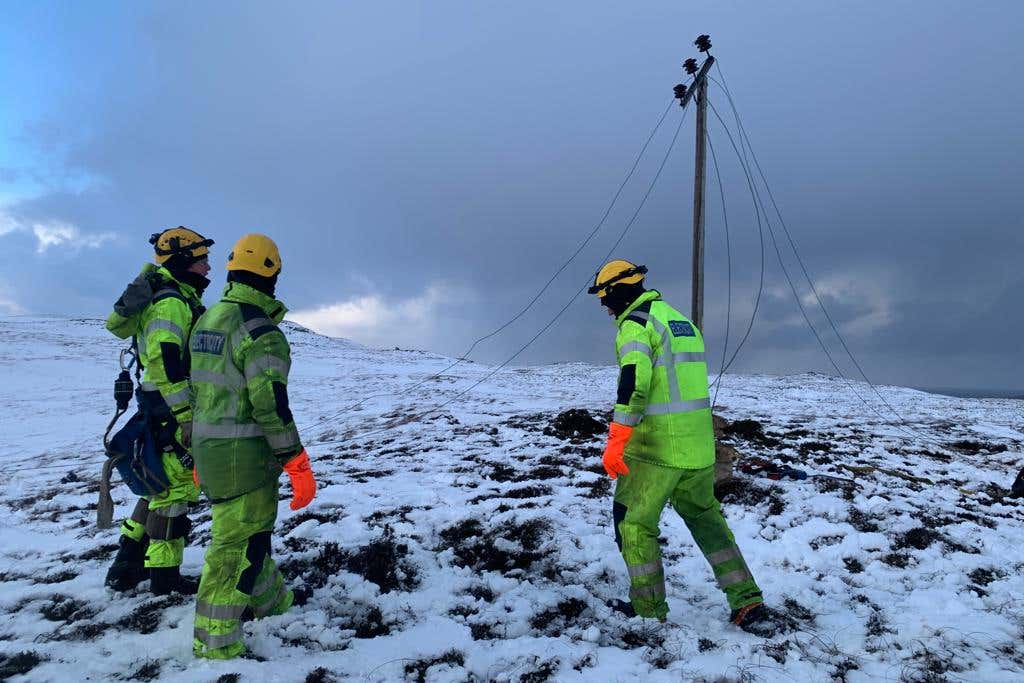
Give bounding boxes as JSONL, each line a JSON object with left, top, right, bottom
{"left": 730, "top": 602, "right": 784, "bottom": 637}
{"left": 150, "top": 566, "right": 199, "bottom": 596}
{"left": 105, "top": 536, "right": 148, "bottom": 592}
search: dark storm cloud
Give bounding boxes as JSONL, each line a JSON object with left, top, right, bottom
{"left": 2, "top": 1, "right": 1022, "bottom": 392}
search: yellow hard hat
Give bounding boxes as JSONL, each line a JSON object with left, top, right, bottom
{"left": 149, "top": 226, "right": 214, "bottom": 265}
{"left": 588, "top": 259, "right": 647, "bottom": 298}
{"left": 226, "top": 233, "right": 282, "bottom": 277}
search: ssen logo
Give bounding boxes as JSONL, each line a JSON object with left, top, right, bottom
{"left": 668, "top": 320, "right": 696, "bottom": 337}
{"left": 191, "top": 330, "right": 226, "bottom": 355}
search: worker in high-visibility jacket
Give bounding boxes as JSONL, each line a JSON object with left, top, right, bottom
{"left": 189, "top": 233, "right": 316, "bottom": 659}
{"left": 105, "top": 227, "right": 214, "bottom": 596}
{"left": 590, "top": 259, "right": 773, "bottom": 634}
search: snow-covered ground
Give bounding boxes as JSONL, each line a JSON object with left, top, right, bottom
{"left": 1, "top": 315, "right": 1022, "bottom": 682}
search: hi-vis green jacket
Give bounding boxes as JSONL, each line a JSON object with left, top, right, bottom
{"left": 188, "top": 282, "right": 303, "bottom": 502}
{"left": 106, "top": 264, "right": 204, "bottom": 424}
{"left": 612, "top": 290, "right": 715, "bottom": 469}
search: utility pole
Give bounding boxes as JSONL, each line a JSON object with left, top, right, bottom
{"left": 674, "top": 35, "right": 715, "bottom": 332}
{"left": 691, "top": 76, "right": 708, "bottom": 332}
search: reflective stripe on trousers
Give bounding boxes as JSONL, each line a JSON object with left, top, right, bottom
{"left": 707, "top": 545, "right": 754, "bottom": 588}
{"left": 194, "top": 625, "right": 243, "bottom": 650}
{"left": 717, "top": 567, "right": 755, "bottom": 589}
{"left": 195, "top": 601, "right": 247, "bottom": 620}
{"left": 627, "top": 558, "right": 664, "bottom": 579}
{"left": 629, "top": 579, "right": 666, "bottom": 601}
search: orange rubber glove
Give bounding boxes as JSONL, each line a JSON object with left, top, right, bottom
{"left": 192, "top": 467, "right": 199, "bottom": 487}
{"left": 283, "top": 449, "right": 316, "bottom": 510}
{"left": 602, "top": 422, "right": 633, "bottom": 479}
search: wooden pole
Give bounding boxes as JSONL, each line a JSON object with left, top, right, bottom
{"left": 691, "top": 77, "right": 708, "bottom": 331}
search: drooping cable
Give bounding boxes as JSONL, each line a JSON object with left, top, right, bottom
{"left": 316, "top": 106, "right": 692, "bottom": 446}
{"left": 305, "top": 99, "right": 678, "bottom": 435}
{"left": 707, "top": 96, "right": 931, "bottom": 443}
{"left": 705, "top": 98, "right": 768, "bottom": 393}
{"left": 710, "top": 67, "right": 922, "bottom": 433}
{"left": 705, "top": 125, "right": 732, "bottom": 411}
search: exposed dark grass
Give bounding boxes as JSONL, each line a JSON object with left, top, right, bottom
{"left": 847, "top": 508, "right": 881, "bottom": 533}
{"left": 343, "top": 528, "right": 420, "bottom": 593}
{"left": 843, "top": 557, "right": 864, "bottom": 574}
{"left": 128, "top": 660, "right": 161, "bottom": 681}
{"left": 716, "top": 479, "right": 786, "bottom": 516}
{"left": 0, "top": 651, "right": 44, "bottom": 679}
{"left": 815, "top": 476, "right": 857, "bottom": 501}
{"left": 698, "top": 638, "right": 717, "bottom": 652}
{"left": 967, "top": 567, "right": 1004, "bottom": 587}
{"left": 529, "top": 598, "right": 588, "bottom": 634}
{"left": 545, "top": 409, "right": 605, "bottom": 442}
{"left": 439, "top": 518, "right": 551, "bottom": 575}
{"left": 305, "top": 666, "right": 338, "bottom": 683}
{"left": 39, "top": 595, "right": 97, "bottom": 623}
{"left": 33, "top": 569, "right": 79, "bottom": 585}
{"left": 882, "top": 552, "right": 911, "bottom": 568}
{"left": 518, "top": 658, "right": 560, "bottom": 682}
{"left": 403, "top": 649, "right": 465, "bottom": 683}
{"left": 76, "top": 543, "right": 119, "bottom": 561}
{"left": 894, "top": 527, "right": 941, "bottom": 551}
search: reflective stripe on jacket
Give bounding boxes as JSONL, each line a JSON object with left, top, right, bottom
{"left": 189, "top": 282, "right": 302, "bottom": 501}
{"left": 612, "top": 290, "right": 715, "bottom": 469}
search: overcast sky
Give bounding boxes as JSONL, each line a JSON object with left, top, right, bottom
{"left": 2, "top": 2, "right": 1022, "bottom": 394}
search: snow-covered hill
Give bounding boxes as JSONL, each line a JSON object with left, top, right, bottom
{"left": 0, "top": 316, "right": 1022, "bottom": 682}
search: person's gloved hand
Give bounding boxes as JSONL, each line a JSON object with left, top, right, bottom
{"left": 283, "top": 449, "right": 316, "bottom": 510}
{"left": 602, "top": 422, "right": 633, "bottom": 479}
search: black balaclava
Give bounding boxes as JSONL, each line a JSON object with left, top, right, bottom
{"left": 228, "top": 269, "right": 279, "bottom": 298}
{"left": 164, "top": 254, "right": 210, "bottom": 296}
{"left": 176, "top": 270, "right": 211, "bottom": 297}
{"left": 600, "top": 282, "right": 646, "bottom": 317}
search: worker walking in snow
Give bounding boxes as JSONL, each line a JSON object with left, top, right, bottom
{"left": 104, "top": 227, "right": 214, "bottom": 595}
{"left": 589, "top": 259, "right": 773, "bottom": 634}
{"left": 190, "top": 233, "right": 316, "bottom": 659}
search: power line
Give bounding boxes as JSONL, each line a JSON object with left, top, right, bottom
{"left": 705, "top": 90, "right": 768, "bottom": 393}
{"left": 706, "top": 94, "right": 936, "bottom": 445}
{"left": 305, "top": 98, "right": 679, "bottom": 436}
{"left": 705, "top": 126, "right": 732, "bottom": 411}
{"left": 710, "top": 67, "right": 923, "bottom": 434}
{"left": 315, "top": 105, "right": 693, "bottom": 447}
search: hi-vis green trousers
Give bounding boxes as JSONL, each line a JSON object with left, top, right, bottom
{"left": 613, "top": 459, "right": 763, "bottom": 619}
{"left": 193, "top": 482, "right": 292, "bottom": 659}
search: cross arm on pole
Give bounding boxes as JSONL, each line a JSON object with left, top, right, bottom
{"left": 676, "top": 55, "right": 715, "bottom": 109}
